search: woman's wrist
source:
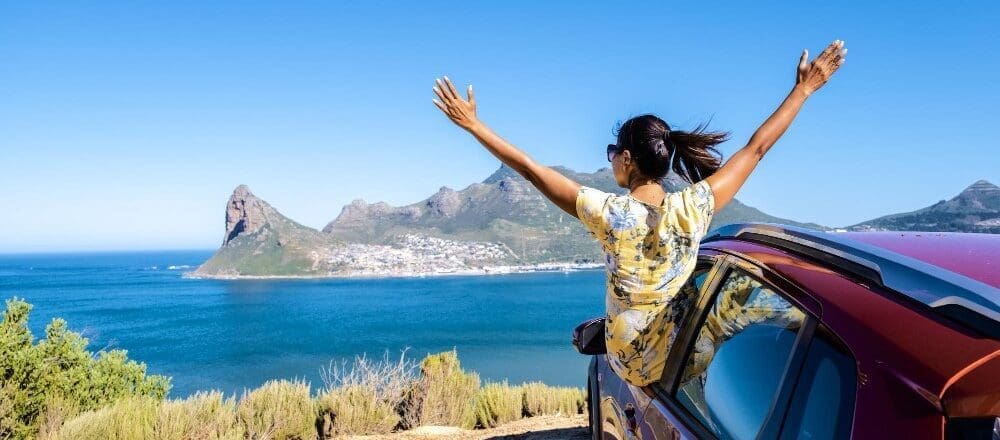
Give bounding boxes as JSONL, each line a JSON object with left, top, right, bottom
{"left": 464, "top": 118, "right": 487, "bottom": 134}
{"left": 791, "top": 83, "right": 812, "bottom": 99}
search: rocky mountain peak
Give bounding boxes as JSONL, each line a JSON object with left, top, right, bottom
{"left": 482, "top": 164, "right": 522, "bottom": 184}
{"left": 940, "top": 179, "right": 999, "bottom": 213}
{"left": 223, "top": 185, "right": 269, "bottom": 245}
{"left": 962, "top": 180, "right": 998, "bottom": 195}
{"left": 426, "top": 186, "right": 461, "bottom": 217}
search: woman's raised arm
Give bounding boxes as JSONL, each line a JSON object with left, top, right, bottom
{"left": 432, "top": 76, "right": 581, "bottom": 217}
{"left": 705, "top": 40, "right": 847, "bottom": 212}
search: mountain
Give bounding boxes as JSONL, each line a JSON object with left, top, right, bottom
{"left": 192, "top": 185, "right": 343, "bottom": 277}
{"left": 193, "top": 172, "right": 995, "bottom": 278}
{"left": 322, "top": 165, "right": 827, "bottom": 264}
{"left": 848, "top": 180, "right": 1000, "bottom": 233}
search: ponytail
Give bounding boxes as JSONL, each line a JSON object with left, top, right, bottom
{"left": 666, "top": 123, "right": 727, "bottom": 184}
{"left": 615, "top": 115, "right": 728, "bottom": 184}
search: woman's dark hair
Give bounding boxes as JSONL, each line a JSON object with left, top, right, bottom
{"left": 614, "top": 114, "right": 728, "bottom": 184}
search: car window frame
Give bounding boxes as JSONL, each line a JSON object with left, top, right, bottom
{"left": 650, "top": 254, "right": 821, "bottom": 440}
{"left": 656, "top": 253, "right": 728, "bottom": 389}
{"left": 777, "top": 323, "right": 858, "bottom": 440}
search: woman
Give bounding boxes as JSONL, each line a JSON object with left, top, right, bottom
{"left": 432, "top": 40, "right": 847, "bottom": 387}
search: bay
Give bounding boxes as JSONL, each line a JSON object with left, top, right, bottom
{"left": 0, "top": 251, "right": 605, "bottom": 397}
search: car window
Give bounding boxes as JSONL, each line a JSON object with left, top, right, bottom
{"left": 674, "top": 269, "right": 806, "bottom": 440}
{"left": 780, "top": 327, "right": 857, "bottom": 440}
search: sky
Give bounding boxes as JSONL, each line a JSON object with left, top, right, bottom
{"left": 1, "top": 1, "right": 998, "bottom": 253}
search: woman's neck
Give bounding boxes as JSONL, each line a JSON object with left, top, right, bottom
{"left": 628, "top": 177, "right": 665, "bottom": 205}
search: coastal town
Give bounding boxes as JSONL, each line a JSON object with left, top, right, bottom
{"left": 325, "top": 233, "right": 602, "bottom": 278}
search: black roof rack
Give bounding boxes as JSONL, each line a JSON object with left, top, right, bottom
{"left": 702, "top": 223, "right": 1000, "bottom": 339}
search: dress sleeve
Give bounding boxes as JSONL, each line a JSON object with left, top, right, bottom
{"left": 669, "top": 179, "right": 716, "bottom": 238}
{"left": 576, "top": 185, "right": 613, "bottom": 247}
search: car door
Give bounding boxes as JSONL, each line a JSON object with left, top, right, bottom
{"left": 643, "top": 255, "right": 825, "bottom": 440}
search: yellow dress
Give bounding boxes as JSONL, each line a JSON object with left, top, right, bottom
{"left": 576, "top": 179, "right": 715, "bottom": 386}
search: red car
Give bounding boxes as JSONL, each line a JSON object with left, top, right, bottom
{"left": 575, "top": 223, "right": 1000, "bottom": 440}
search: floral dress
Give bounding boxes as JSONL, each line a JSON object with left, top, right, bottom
{"left": 576, "top": 180, "right": 715, "bottom": 387}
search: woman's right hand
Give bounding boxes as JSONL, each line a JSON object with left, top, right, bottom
{"left": 433, "top": 76, "right": 480, "bottom": 131}
{"left": 796, "top": 39, "right": 847, "bottom": 96}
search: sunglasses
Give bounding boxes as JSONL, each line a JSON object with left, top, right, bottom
{"left": 607, "top": 144, "right": 625, "bottom": 162}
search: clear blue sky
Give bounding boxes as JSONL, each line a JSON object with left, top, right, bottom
{"left": 1, "top": 1, "right": 997, "bottom": 253}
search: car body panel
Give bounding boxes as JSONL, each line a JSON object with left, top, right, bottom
{"left": 586, "top": 229, "right": 1000, "bottom": 439}
{"left": 941, "top": 350, "right": 1000, "bottom": 417}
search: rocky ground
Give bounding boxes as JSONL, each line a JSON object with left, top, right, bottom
{"left": 346, "top": 414, "right": 589, "bottom": 440}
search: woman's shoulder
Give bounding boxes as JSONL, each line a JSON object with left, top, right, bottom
{"left": 577, "top": 186, "right": 630, "bottom": 209}
{"left": 661, "top": 180, "right": 715, "bottom": 235}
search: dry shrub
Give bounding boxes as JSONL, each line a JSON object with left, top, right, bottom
{"left": 521, "top": 381, "right": 558, "bottom": 417}
{"left": 472, "top": 381, "right": 522, "bottom": 428}
{"left": 153, "top": 391, "right": 241, "bottom": 440}
{"left": 411, "top": 350, "right": 479, "bottom": 429}
{"left": 522, "top": 381, "right": 587, "bottom": 417}
{"left": 50, "top": 396, "right": 159, "bottom": 440}
{"left": 315, "top": 351, "right": 417, "bottom": 436}
{"left": 555, "top": 387, "right": 587, "bottom": 415}
{"left": 36, "top": 396, "right": 80, "bottom": 440}
{"left": 236, "top": 380, "right": 315, "bottom": 440}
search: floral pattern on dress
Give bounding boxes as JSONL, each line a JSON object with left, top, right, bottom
{"left": 575, "top": 180, "right": 715, "bottom": 387}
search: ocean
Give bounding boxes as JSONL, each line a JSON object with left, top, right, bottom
{"left": 0, "top": 251, "right": 605, "bottom": 398}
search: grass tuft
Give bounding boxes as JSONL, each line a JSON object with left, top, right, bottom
{"left": 411, "top": 349, "right": 479, "bottom": 429}
{"left": 473, "top": 381, "right": 523, "bottom": 428}
{"left": 236, "top": 379, "right": 315, "bottom": 440}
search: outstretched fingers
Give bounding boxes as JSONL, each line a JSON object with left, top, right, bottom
{"left": 434, "top": 78, "right": 453, "bottom": 102}
{"left": 433, "top": 83, "right": 449, "bottom": 103}
{"left": 432, "top": 99, "right": 448, "bottom": 114}
{"left": 444, "top": 76, "right": 462, "bottom": 101}
{"left": 819, "top": 40, "right": 846, "bottom": 67}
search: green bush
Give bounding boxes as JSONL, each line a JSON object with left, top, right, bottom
{"left": 0, "top": 297, "right": 170, "bottom": 440}
{"left": 411, "top": 349, "right": 479, "bottom": 429}
{"left": 236, "top": 379, "right": 315, "bottom": 440}
{"left": 472, "top": 381, "right": 522, "bottom": 428}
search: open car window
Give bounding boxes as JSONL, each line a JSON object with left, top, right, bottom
{"left": 674, "top": 268, "right": 807, "bottom": 440}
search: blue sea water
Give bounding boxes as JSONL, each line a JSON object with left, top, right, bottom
{"left": 0, "top": 251, "right": 605, "bottom": 398}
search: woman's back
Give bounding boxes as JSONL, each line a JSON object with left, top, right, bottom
{"left": 577, "top": 179, "right": 715, "bottom": 386}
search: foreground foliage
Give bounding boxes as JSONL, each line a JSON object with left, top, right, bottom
{"left": 0, "top": 298, "right": 170, "bottom": 440}
{"left": 2, "top": 299, "right": 586, "bottom": 439}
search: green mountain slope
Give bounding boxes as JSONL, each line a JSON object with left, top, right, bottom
{"left": 323, "top": 165, "right": 827, "bottom": 264}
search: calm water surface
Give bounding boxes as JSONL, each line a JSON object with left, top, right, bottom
{"left": 0, "top": 251, "right": 605, "bottom": 397}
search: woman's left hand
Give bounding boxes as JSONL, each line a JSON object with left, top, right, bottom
{"left": 433, "top": 76, "right": 479, "bottom": 131}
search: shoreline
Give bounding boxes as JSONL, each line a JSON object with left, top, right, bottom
{"left": 183, "top": 262, "right": 605, "bottom": 281}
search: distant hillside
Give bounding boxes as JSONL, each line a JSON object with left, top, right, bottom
{"left": 323, "top": 165, "right": 827, "bottom": 264}
{"left": 848, "top": 180, "right": 999, "bottom": 233}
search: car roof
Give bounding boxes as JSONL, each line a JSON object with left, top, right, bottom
{"left": 834, "top": 231, "right": 1000, "bottom": 289}
{"left": 702, "top": 223, "right": 1000, "bottom": 338}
